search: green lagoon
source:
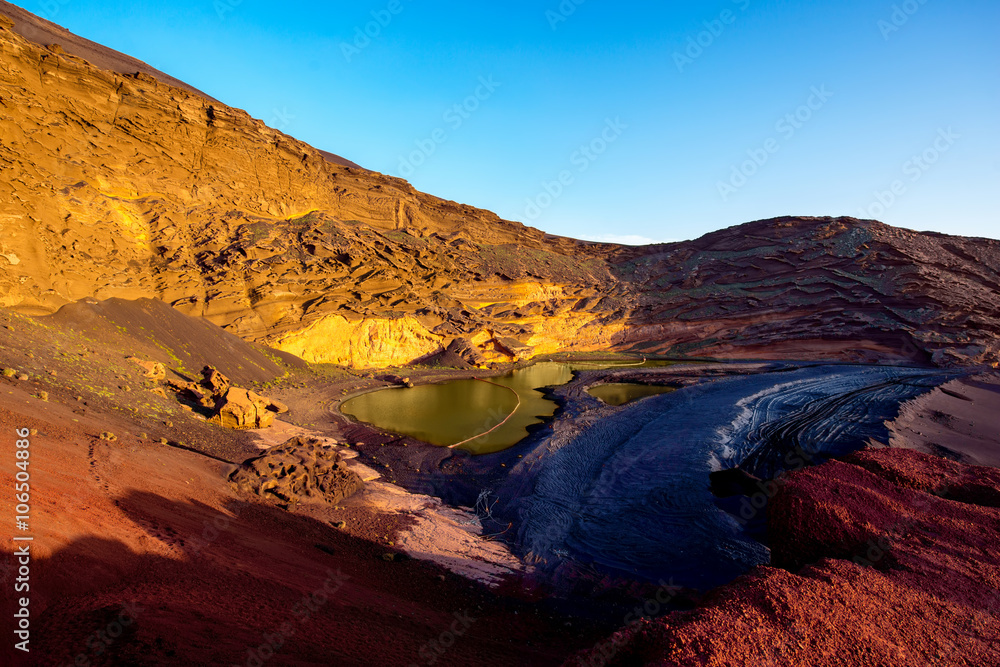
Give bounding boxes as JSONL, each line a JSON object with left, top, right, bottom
{"left": 587, "top": 383, "right": 676, "bottom": 406}
{"left": 341, "top": 359, "right": 677, "bottom": 454}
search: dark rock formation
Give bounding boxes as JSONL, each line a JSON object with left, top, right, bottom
{"left": 709, "top": 466, "right": 763, "bottom": 498}
{"left": 229, "top": 437, "right": 364, "bottom": 507}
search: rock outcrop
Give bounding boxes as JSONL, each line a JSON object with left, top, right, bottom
{"left": 210, "top": 387, "right": 276, "bottom": 430}
{"left": 229, "top": 437, "right": 365, "bottom": 507}
{"left": 162, "top": 365, "right": 285, "bottom": 428}
{"left": 126, "top": 356, "right": 166, "bottom": 380}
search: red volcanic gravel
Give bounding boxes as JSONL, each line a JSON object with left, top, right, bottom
{"left": 571, "top": 448, "right": 1000, "bottom": 667}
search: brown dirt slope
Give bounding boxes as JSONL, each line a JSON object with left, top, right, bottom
{"left": 45, "top": 297, "right": 290, "bottom": 386}
{"left": 570, "top": 447, "right": 1000, "bottom": 667}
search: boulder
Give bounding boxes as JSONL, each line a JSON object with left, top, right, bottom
{"left": 166, "top": 378, "right": 213, "bottom": 406}
{"left": 126, "top": 356, "right": 166, "bottom": 381}
{"left": 201, "top": 365, "right": 231, "bottom": 397}
{"left": 210, "top": 387, "right": 275, "bottom": 429}
{"left": 381, "top": 374, "right": 414, "bottom": 388}
{"left": 229, "top": 437, "right": 364, "bottom": 507}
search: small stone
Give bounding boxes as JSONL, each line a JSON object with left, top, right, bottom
{"left": 160, "top": 438, "right": 169, "bottom": 445}
{"left": 332, "top": 521, "right": 347, "bottom": 529}
{"left": 75, "top": 395, "right": 84, "bottom": 402}
{"left": 139, "top": 433, "right": 148, "bottom": 439}
{"left": 36, "top": 391, "right": 48, "bottom": 401}
{"left": 48, "top": 370, "right": 57, "bottom": 377}
{"left": 29, "top": 429, "right": 37, "bottom": 436}
{"left": 164, "top": 421, "right": 173, "bottom": 427}
{"left": 17, "top": 374, "right": 29, "bottom": 381}
{"left": 100, "top": 432, "right": 117, "bottom": 441}
{"left": 1, "top": 368, "right": 15, "bottom": 378}
{"left": 126, "top": 357, "right": 166, "bottom": 381}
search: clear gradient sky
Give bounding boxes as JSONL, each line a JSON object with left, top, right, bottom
{"left": 15, "top": 0, "right": 1000, "bottom": 242}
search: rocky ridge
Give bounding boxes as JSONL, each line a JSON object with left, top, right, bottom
{"left": 1, "top": 5, "right": 998, "bottom": 368}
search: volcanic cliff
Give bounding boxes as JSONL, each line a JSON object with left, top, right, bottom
{"left": 1, "top": 2, "right": 998, "bottom": 368}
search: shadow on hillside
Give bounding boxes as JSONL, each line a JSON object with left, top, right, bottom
{"left": 0, "top": 490, "right": 598, "bottom": 667}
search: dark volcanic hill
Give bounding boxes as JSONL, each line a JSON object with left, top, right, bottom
{"left": 1, "top": 4, "right": 998, "bottom": 368}
{"left": 614, "top": 216, "right": 1000, "bottom": 366}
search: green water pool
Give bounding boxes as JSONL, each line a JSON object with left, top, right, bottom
{"left": 586, "top": 383, "right": 676, "bottom": 406}
{"left": 340, "top": 359, "right": 677, "bottom": 454}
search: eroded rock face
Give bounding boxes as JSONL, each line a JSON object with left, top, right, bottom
{"left": 229, "top": 437, "right": 364, "bottom": 507}
{"left": 613, "top": 216, "right": 1000, "bottom": 367}
{"left": 1, "top": 7, "right": 999, "bottom": 368}
{"left": 0, "top": 14, "right": 622, "bottom": 369}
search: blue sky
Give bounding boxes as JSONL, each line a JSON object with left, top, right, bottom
{"left": 19, "top": 0, "right": 1000, "bottom": 242}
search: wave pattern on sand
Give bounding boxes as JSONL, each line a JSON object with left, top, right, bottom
{"left": 508, "top": 365, "right": 954, "bottom": 589}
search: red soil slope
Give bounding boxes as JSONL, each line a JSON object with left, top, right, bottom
{"left": 572, "top": 448, "right": 1000, "bottom": 667}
